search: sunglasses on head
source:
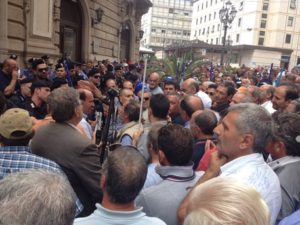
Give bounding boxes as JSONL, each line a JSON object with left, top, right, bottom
{"left": 93, "top": 75, "right": 101, "bottom": 79}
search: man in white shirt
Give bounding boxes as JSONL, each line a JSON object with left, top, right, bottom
{"left": 178, "top": 103, "right": 281, "bottom": 225}
{"left": 260, "top": 84, "right": 276, "bottom": 114}
{"left": 78, "top": 89, "right": 95, "bottom": 139}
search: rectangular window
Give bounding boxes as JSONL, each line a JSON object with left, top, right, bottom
{"left": 259, "top": 31, "right": 265, "bottom": 36}
{"left": 204, "top": 16, "right": 207, "bottom": 22}
{"left": 196, "top": 18, "right": 198, "bottom": 25}
{"left": 290, "top": 0, "right": 296, "bottom": 9}
{"left": 285, "top": 34, "right": 292, "bottom": 44}
{"left": 263, "top": 3, "right": 269, "bottom": 10}
{"left": 207, "top": 27, "right": 210, "bottom": 34}
{"left": 260, "top": 20, "right": 267, "bottom": 28}
{"left": 211, "top": 39, "right": 213, "bottom": 44}
{"left": 288, "top": 16, "right": 294, "bottom": 26}
{"left": 209, "top": 14, "right": 211, "bottom": 20}
{"left": 161, "top": 30, "right": 166, "bottom": 33}
{"left": 169, "top": 8, "right": 174, "bottom": 13}
{"left": 212, "top": 25, "right": 215, "bottom": 33}
{"left": 236, "top": 34, "right": 240, "bottom": 42}
{"left": 216, "top": 38, "right": 219, "bottom": 44}
{"left": 238, "top": 18, "right": 242, "bottom": 27}
{"left": 218, "top": 24, "right": 220, "bottom": 31}
{"left": 258, "top": 37, "right": 264, "bottom": 45}
{"left": 199, "top": 29, "right": 201, "bottom": 35}
{"left": 200, "top": 17, "right": 202, "bottom": 23}
{"left": 214, "top": 12, "right": 216, "bottom": 19}
{"left": 261, "top": 13, "right": 267, "bottom": 19}
{"left": 202, "top": 28, "right": 205, "bottom": 34}
{"left": 240, "top": 1, "right": 244, "bottom": 10}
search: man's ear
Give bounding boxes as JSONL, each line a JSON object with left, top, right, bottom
{"left": 74, "top": 105, "right": 81, "bottom": 117}
{"left": 240, "top": 134, "right": 254, "bottom": 151}
{"left": 158, "top": 149, "right": 167, "bottom": 165}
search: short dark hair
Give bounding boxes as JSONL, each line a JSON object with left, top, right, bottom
{"left": 194, "top": 110, "right": 218, "bottom": 135}
{"left": 222, "top": 81, "right": 236, "bottom": 97}
{"left": 271, "top": 112, "right": 300, "bottom": 157}
{"left": 102, "top": 146, "right": 147, "bottom": 204}
{"left": 124, "top": 100, "right": 140, "bottom": 122}
{"left": 158, "top": 124, "right": 193, "bottom": 166}
{"left": 164, "top": 80, "right": 179, "bottom": 90}
{"left": 150, "top": 94, "right": 170, "bottom": 119}
{"left": 47, "top": 87, "right": 80, "bottom": 123}
{"left": 280, "top": 83, "right": 299, "bottom": 101}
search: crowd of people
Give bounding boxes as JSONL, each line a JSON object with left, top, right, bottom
{"left": 0, "top": 54, "right": 299, "bottom": 225}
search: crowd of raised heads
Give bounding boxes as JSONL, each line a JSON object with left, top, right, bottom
{"left": 0, "top": 54, "right": 300, "bottom": 225}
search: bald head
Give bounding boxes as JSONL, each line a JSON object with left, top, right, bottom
{"left": 78, "top": 89, "right": 94, "bottom": 114}
{"left": 148, "top": 72, "right": 160, "bottom": 89}
{"left": 180, "top": 95, "right": 204, "bottom": 120}
{"left": 181, "top": 78, "right": 199, "bottom": 95}
{"left": 230, "top": 92, "right": 253, "bottom": 106}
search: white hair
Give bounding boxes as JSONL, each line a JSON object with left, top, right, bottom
{"left": 0, "top": 169, "right": 76, "bottom": 225}
{"left": 184, "top": 177, "right": 270, "bottom": 225}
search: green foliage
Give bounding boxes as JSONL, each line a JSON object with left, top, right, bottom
{"left": 147, "top": 54, "right": 205, "bottom": 81}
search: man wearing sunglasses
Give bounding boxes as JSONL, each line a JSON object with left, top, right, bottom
{"left": 32, "top": 58, "right": 49, "bottom": 81}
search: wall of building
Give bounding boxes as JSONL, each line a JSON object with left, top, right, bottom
{"left": 190, "top": 0, "right": 300, "bottom": 68}
{"left": 0, "top": 0, "right": 151, "bottom": 66}
{"left": 141, "top": 0, "right": 192, "bottom": 51}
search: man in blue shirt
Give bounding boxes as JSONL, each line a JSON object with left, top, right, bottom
{"left": 0, "top": 58, "right": 18, "bottom": 97}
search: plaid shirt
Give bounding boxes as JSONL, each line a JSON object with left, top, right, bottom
{"left": 0, "top": 146, "right": 83, "bottom": 216}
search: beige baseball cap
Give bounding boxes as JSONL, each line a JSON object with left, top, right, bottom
{"left": 0, "top": 108, "right": 32, "bottom": 139}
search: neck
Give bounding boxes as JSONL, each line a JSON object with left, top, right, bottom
{"left": 31, "top": 95, "right": 42, "bottom": 107}
{"left": 101, "top": 193, "right": 135, "bottom": 211}
{"left": 68, "top": 117, "right": 81, "bottom": 126}
{"left": 150, "top": 117, "right": 166, "bottom": 123}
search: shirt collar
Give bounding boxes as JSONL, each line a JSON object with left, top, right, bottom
{"left": 95, "top": 203, "right": 144, "bottom": 219}
{"left": 268, "top": 156, "right": 300, "bottom": 170}
{"left": 220, "top": 153, "right": 264, "bottom": 175}
{"left": 156, "top": 162, "right": 195, "bottom": 181}
{"left": 0, "top": 146, "right": 31, "bottom": 153}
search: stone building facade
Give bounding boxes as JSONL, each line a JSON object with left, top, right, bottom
{"left": 0, "top": 0, "right": 152, "bottom": 66}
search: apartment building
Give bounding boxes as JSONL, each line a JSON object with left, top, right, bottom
{"left": 141, "top": 0, "right": 193, "bottom": 52}
{"left": 191, "top": 0, "right": 300, "bottom": 68}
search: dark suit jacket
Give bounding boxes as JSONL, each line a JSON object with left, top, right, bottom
{"left": 31, "top": 122, "right": 102, "bottom": 217}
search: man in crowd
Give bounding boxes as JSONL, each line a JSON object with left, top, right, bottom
{"left": 31, "top": 87, "right": 102, "bottom": 217}
{"left": 190, "top": 109, "right": 218, "bottom": 169}
{"left": 74, "top": 146, "right": 166, "bottom": 225}
{"left": 22, "top": 79, "right": 51, "bottom": 119}
{"left": 0, "top": 58, "right": 18, "bottom": 97}
{"left": 178, "top": 103, "right": 281, "bottom": 225}
{"left": 136, "top": 124, "right": 202, "bottom": 225}
{"left": 148, "top": 72, "right": 163, "bottom": 95}
{"left": 9, "top": 78, "right": 33, "bottom": 108}
{"left": 78, "top": 89, "right": 95, "bottom": 140}
{"left": 32, "top": 58, "right": 49, "bottom": 80}
{"left": 211, "top": 81, "right": 236, "bottom": 116}
{"left": 260, "top": 84, "right": 276, "bottom": 114}
{"left": 272, "top": 83, "right": 299, "bottom": 112}
{"left": 181, "top": 78, "right": 211, "bottom": 109}
{"left": 180, "top": 95, "right": 204, "bottom": 128}
{"left": 166, "top": 92, "right": 185, "bottom": 126}
{"left": 137, "top": 93, "right": 170, "bottom": 161}
{"left": 0, "top": 108, "right": 83, "bottom": 216}
{"left": 230, "top": 91, "right": 253, "bottom": 106}
{"left": 0, "top": 170, "right": 77, "bottom": 225}
{"left": 163, "top": 79, "right": 179, "bottom": 95}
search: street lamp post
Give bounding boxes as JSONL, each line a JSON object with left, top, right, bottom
{"left": 219, "top": 0, "right": 237, "bottom": 66}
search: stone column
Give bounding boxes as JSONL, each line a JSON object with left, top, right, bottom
{"left": 0, "top": 0, "right": 8, "bottom": 61}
